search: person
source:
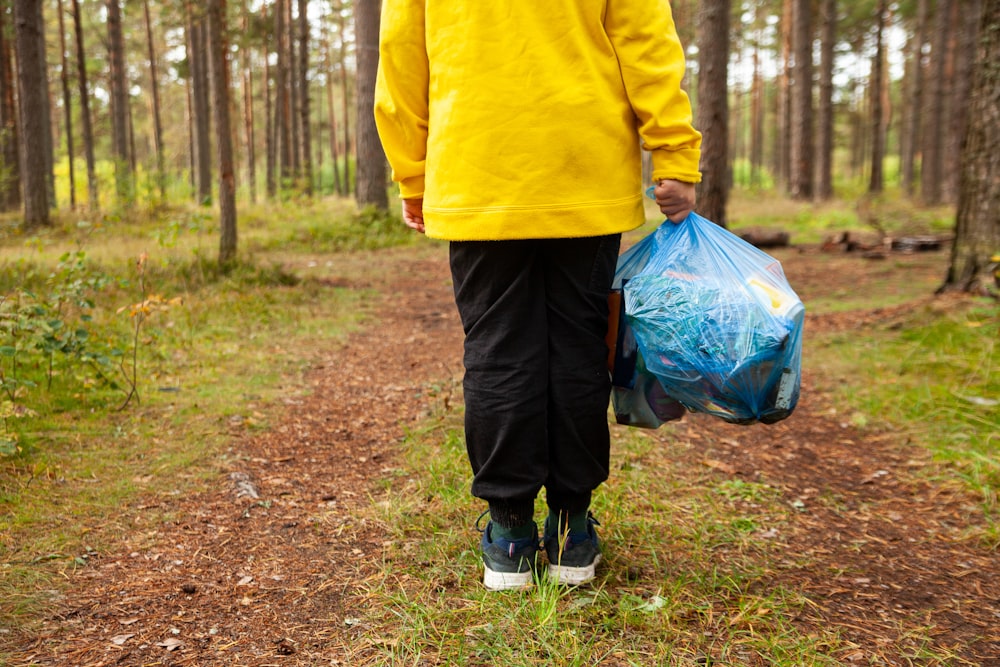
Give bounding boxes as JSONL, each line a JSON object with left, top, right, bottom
{"left": 375, "top": 1, "right": 702, "bottom": 591}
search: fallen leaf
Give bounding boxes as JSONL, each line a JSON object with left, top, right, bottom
{"left": 110, "top": 634, "right": 134, "bottom": 646}
{"left": 156, "top": 638, "right": 183, "bottom": 651}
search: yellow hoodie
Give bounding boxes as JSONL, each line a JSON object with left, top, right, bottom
{"left": 375, "top": 1, "right": 701, "bottom": 241}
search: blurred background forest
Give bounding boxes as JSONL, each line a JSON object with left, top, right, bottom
{"left": 0, "top": 0, "right": 997, "bottom": 290}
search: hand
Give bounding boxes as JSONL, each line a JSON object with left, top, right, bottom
{"left": 401, "top": 198, "right": 425, "bottom": 234}
{"left": 653, "top": 180, "right": 696, "bottom": 223}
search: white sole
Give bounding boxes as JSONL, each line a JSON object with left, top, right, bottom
{"left": 483, "top": 567, "right": 534, "bottom": 591}
{"left": 548, "top": 554, "right": 602, "bottom": 586}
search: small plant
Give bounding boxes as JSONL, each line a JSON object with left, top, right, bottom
{"left": 116, "top": 253, "right": 180, "bottom": 409}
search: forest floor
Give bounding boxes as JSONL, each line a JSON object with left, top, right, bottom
{"left": 3, "top": 242, "right": 998, "bottom": 666}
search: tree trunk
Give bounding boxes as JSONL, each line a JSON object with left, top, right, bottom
{"left": 338, "top": 8, "right": 350, "bottom": 194}
{"left": 56, "top": 0, "right": 75, "bottom": 209}
{"left": 286, "top": 0, "right": 300, "bottom": 179}
{"left": 901, "top": 0, "right": 929, "bottom": 196}
{"left": 69, "top": 0, "right": 96, "bottom": 210}
{"left": 262, "top": 0, "right": 275, "bottom": 198}
{"left": 14, "top": 0, "right": 49, "bottom": 229}
{"left": 143, "top": 0, "right": 165, "bottom": 202}
{"left": 868, "top": 0, "right": 887, "bottom": 194}
{"left": 324, "top": 20, "right": 342, "bottom": 195}
{"left": 191, "top": 8, "right": 213, "bottom": 204}
{"left": 0, "top": 2, "right": 22, "bottom": 211}
{"left": 297, "top": 0, "right": 312, "bottom": 195}
{"left": 353, "top": 0, "right": 386, "bottom": 209}
{"left": 775, "top": 0, "right": 792, "bottom": 188}
{"left": 943, "top": 0, "right": 982, "bottom": 203}
{"left": 815, "top": 0, "right": 836, "bottom": 200}
{"left": 242, "top": 0, "right": 256, "bottom": 202}
{"left": 275, "top": 0, "right": 292, "bottom": 182}
{"left": 941, "top": 0, "right": 1000, "bottom": 295}
{"left": 106, "top": 0, "right": 131, "bottom": 203}
{"left": 749, "top": 26, "right": 763, "bottom": 189}
{"left": 789, "top": 0, "right": 813, "bottom": 200}
{"left": 208, "top": 0, "right": 237, "bottom": 264}
{"left": 695, "top": 0, "right": 729, "bottom": 226}
{"left": 921, "top": 0, "right": 952, "bottom": 205}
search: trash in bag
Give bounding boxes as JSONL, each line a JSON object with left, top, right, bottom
{"left": 610, "top": 211, "right": 804, "bottom": 426}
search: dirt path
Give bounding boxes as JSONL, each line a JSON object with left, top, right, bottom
{"left": 5, "top": 246, "right": 999, "bottom": 666}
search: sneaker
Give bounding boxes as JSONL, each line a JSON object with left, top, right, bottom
{"left": 479, "top": 520, "right": 540, "bottom": 591}
{"left": 544, "top": 513, "right": 602, "bottom": 586}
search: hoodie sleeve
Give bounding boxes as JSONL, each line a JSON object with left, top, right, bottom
{"left": 374, "top": 0, "right": 429, "bottom": 199}
{"left": 604, "top": 0, "right": 702, "bottom": 184}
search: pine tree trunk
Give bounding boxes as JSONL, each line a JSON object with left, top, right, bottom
{"left": 275, "top": 0, "right": 292, "bottom": 182}
{"left": 143, "top": 0, "right": 165, "bottom": 202}
{"left": 901, "top": 0, "right": 929, "bottom": 196}
{"left": 815, "top": 0, "right": 836, "bottom": 200}
{"left": 262, "top": 0, "right": 275, "bottom": 198}
{"left": 353, "top": 0, "right": 386, "bottom": 208}
{"left": 208, "top": 0, "right": 237, "bottom": 264}
{"left": 0, "top": 2, "right": 22, "bottom": 211}
{"left": 869, "top": 0, "right": 887, "bottom": 194}
{"left": 775, "top": 0, "right": 792, "bottom": 188}
{"left": 324, "top": 20, "right": 342, "bottom": 195}
{"left": 943, "top": 0, "right": 982, "bottom": 203}
{"left": 56, "top": 0, "right": 75, "bottom": 209}
{"left": 106, "top": 0, "right": 131, "bottom": 203}
{"left": 242, "top": 1, "right": 256, "bottom": 202}
{"left": 921, "top": 0, "right": 952, "bottom": 205}
{"left": 286, "top": 0, "right": 299, "bottom": 178}
{"left": 941, "top": 0, "right": 1000, "bottom": 295}
{"left": 749, "top": 35, "right": 763, "bottom": 189}
{"left": 695, "top": 0, "right": 729, "bottom": 226}
{"left": 187, "top": 5, "right": 213, "bottom": 204}
{"left": 69, "top": 0, "right": 96, "bottom": 209}
{"left": 789, "top": 0, "right": 813, "bottom": 199}
{"left": 338, "top": 9, "right": 350, "bottom": 194}
{"left": 14, "top": 0, "right": 49, "bottom": 229}
{"left": 297, "top": 0, "right": 312, "bottom": 195}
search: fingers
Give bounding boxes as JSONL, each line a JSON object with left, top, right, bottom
{"left": 653, "top": 180, "right": 696, "bottom": 224}
{"left": 401, "top": 198, "right": 426, "bottom": 234}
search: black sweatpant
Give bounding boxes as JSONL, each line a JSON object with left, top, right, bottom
{"left": 449, "top": 235, "right": 622, "bottom": 527}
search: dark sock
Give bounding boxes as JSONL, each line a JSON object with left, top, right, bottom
{"left": 547, "top": 509, "right": 589, "bottom": 535}
{"left": 487, "top": 498, "right": 535, "bottom": 541}
{"left": 492, "top": 521, "right": 536, "bottom": 542}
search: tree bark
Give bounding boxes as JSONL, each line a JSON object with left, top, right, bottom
{"left": 695, "top": 0, "right": 729, "bottom": 226}
{"left": 14, "top": 0, "right": 49, "bottom": 229}
{"left": 943, "top": 0, "right": 982, "bottom": 203}
{"left": 921, "top": 0, "right": 952, "bottom": 205}
{"left": 69, "top": 0, "right": 95, "bottom": 209}
{"left": 275, "top": 0, "right": 292, "bottom": 182}
{"left": 815, "top": 0, "right": 836, "bottom": 200}
{"left": 297, "top": 0, "right": 312, "bottom": 195}
{"left": 262, "top": 0, "right": 276, "bottom": 198}
{"left": 868, "top": 0, "right": 887, "bottom": 194}
{"left": 143, "top": 0, "right": 165, "bottom": 202}
{"left": 338, "top": 7, "right": 350, "bottom": 194}
{"left": 56, "top": 0, "right": 75, "bottom": 209}
{"left": 0, "top": 2, "right": 22, "bottom": 211}
{"left": 901, "top": 0, "right": 929, "bottom": 196}
{"left": 789, "top": 0, "right": 813, "bottom": 200}
{"left": 353, "top": 0, "right": 387, "bottom": 209}
{"left": 189, "top": 7, "right": 213, "bottom": 204}
{"left": 324, "top": 19, "right": 342, "bottom": 195}
{"left": 106, "top": 0, "right": 131, "bottom": 203}
{"left": 208, "top": 0, "right": 237, "bottom": 264}
{"left": 942, "top": 0, "right": 1000, "bottom": 295}
{"left": 242, "top": 0, "right": 257, "bottom": 202}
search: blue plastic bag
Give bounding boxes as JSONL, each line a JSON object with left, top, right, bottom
{"left": 611, "top": 212, "right": 804, "bottom": 425}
